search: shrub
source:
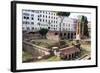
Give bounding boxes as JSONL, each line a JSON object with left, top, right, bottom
{"left": 59, "top": 40, "right": 66, "bottom": 45}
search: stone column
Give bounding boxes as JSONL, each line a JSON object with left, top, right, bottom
{"left": 76, "top": 22, "right": 81, "bottom": 40}
{"left": 70, "top": 54, "right": 72, "bottom": 60}
{"left": 67, "top": 54, "right": 69, "bottom": 60}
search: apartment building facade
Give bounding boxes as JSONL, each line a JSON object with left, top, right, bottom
{"left": 22, "top": 9, "right": 77, "bottom": 39}
{"left": 22, "top": 10, "right": 77, "bottom": 31}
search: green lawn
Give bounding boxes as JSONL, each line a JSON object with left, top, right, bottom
{"left": 22, "top": 51, "right": 33, "bottom": 62}
{"left": 47, "top": 56, "right": 61, "bottom": 61}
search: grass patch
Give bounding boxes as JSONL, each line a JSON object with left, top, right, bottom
{"left": 79, "top": 43, "right": 91, "bottom": 60}
{"left": 47, "top": 56, "right": 61, "bottom": 61}
{"left": 22, "top": 51, "right": 33, "bottom": 62}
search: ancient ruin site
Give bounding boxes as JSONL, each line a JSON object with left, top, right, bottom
{"left": 22, "top": 10, "right": 91, "bottom": 63}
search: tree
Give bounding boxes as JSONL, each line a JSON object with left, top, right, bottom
{"left": 57, "top": 12, "right": 70, "bottom": 38}
{"left": 80, "top": 16, "right": 89, "bottom": 38}
{"left": 39, "top": 28, "right": 49, "bottom": 39}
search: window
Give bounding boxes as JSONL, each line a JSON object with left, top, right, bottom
{"left": 31, "top": 22, "right": 34, "bottom": 25}
{"left": 27, "top": 22, "right": 30, "bottom": 24}
{"left": 23, "top": 16, "right": 26, "bottom": 19}
{"left": 56, "top": 17, "right": 57, "bottom": 19}
{"left": 32, "top": 27, "right": 34, "bottom": 30}
{"left": 25, "top": 22, "right": 27, "bottom": 24}
{"left": 56, "top": 21, "right": 57, "bottom": 23}
{"left": 40, "top": 19, "right": 41, "bottom": 22}
{"left": 74, "top": 33, "right": 76, "bottom": 35}
{"left": 27, "top": 27, "right": 30, "bottom": 30}
{"left": 31, "top": 17, "right": 34, "bottom": 20}
{"left": 69, "top": 24, "right": 70, "bottom": 26}
{"left": 43, "top": 11, "right": 44, "bottom": 13}
{"left": 63, "top": 28, "right": 65, "bottom": 30}
{"left": 48, "top": 20, "right": 50, "bottom": 23}
{"left": 63, "top": 23, "right": 65, "bottom": 26}
{"left": 35, "top": 11, "right": 39, "bottom": 13}
{"left": 38, "top": 18, "right": 39, "bottom": 21}
{"left": 31, "top": 10, "right": 34, "bottom": 12}
{"left": 48, "top": 27, "right": 50, "bottom": 29}
{"left": 43, "top": 19, "right": 44, "bottom": 22}
{"left": 38, "top": 23, "right": 40, "bottom": 25}
{"left": 46, "top": 20, "right": 47, "bottom": 22}
{"left": 22, "top": 21, "right": 25, "bottom": 24}
{"left": 40, "top": 11, "right": 42, "bottom": 13}
{"left": 31, "top": 14, "right": 34, "bottom": 16}
{"left": 27, "top": 17, "right": 29, "bottom": 19}
{"left": 69, "top": 28, "right": 70, "bottom": 30}
{"left": 35, "top": 28, "right": 37, "bottom": 30}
